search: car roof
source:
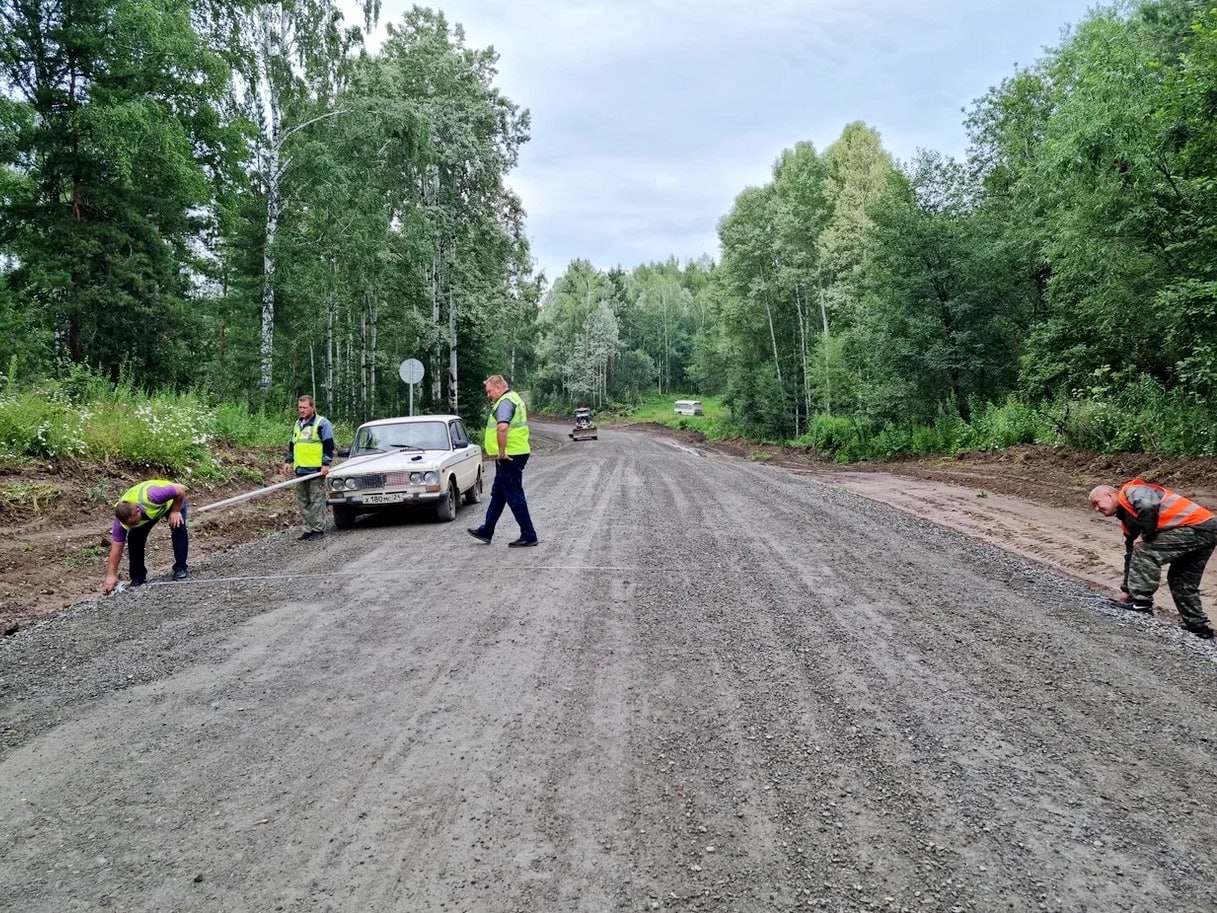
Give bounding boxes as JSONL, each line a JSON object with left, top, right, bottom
{"left": 357, "top": 414, "right": 461, "bottom": 427}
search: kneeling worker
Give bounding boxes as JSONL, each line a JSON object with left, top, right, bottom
{"left": 1089, "top": 479, "right": 1217, "bottom": 639}
{"left": 102, "top": 479, "right": 189, "bottom": 594}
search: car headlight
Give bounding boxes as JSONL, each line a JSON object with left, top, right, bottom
{"left": 329, "top": 478, "right": 344, "bottom": 491}
{"left": 423, "top": 470, "right": 438, "bottom": 484}
{"left": 409, "top": 471, "right": 422, "bottom": 483}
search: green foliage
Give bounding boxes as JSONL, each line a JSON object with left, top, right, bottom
{"left": 212, "top": 402, "right": 290, "bottom": 448}
{"left": 1057, "top": 373, "right": 1217, "bottom": 456}
{"left": 0, "top": 388, "right": 89, "bottom": 460}
{"left": 0, "top": 372, "right": 284, "bottom": 475}
{"left": 955, "top": 398, "right": 1055, "bottom": 451}
{"left": 0, "top": 0, "right": 249, "bottom": 386}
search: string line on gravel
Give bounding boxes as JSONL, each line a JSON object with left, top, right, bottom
{"left": 134, "top": 566, "right": 638, "bottom": 587}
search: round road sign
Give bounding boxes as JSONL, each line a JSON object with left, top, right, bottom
{"left": 398, "top": 358, "right": 424, "bottom": 384}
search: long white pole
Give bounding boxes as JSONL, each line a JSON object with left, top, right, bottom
{"left": 194, "top": 449, "right": 400, "bottom": 515}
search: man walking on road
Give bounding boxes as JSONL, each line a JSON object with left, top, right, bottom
{"left": 1090, "top": 480, "right": 1217, "bottom": 639}
{"left": 283, "top": 394, "right": 334, "bottom": 540}
{"left": 467, "top": 374, "right": 538, "bottom": 547}
{"left": 103, "top": 479, "right": 189, "bottom": 593}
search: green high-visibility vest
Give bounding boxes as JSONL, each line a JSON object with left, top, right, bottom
{"left": 484, "top": 391, "right": 530, "bottom": 457}
{"left": 292, "top": 416, "right": 328, "bottom": 470}
{"left": 117, "top": 479, "right": 174, "bottom": 531}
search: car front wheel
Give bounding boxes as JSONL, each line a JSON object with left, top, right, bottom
{"left": 435, "top": 480, "right": 458, "bottom": 522}
{"left": 333, "top": 503, "right": 356, "bottom": 530}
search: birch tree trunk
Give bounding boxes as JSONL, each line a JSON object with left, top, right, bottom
{"left": 819, "top": 283, "right": 832, "bottom": 417}
{"left": 369, "top": 291, "right": 378, "bottom": 411}
{"left": 257, "top": 11, "right": 285, "bottom": 390}
{"left": 360, "top": 303, "right": 369, "bottom": 412}
{"left": 325, "top": 260, "right": 336, "bottom": 412}
{"left": 795, "top": 283, "right": 809, "bottom": 431}
{"left": 448, "top": 279, "right": 458, "bottom": 414}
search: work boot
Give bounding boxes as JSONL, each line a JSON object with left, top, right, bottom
{"left": 1183, "top": 622, "right": 1215, "bottom": 640}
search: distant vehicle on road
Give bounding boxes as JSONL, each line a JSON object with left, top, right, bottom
{"left": 326, "top": 415, "right": 483, "bottom": 529}
{"left": 570, "top": 406, "right": 597, "bottom": 441}
{"left": 674, "top": 399, "right": 704, "bottom": 416}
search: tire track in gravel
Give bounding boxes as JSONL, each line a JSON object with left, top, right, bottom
{"left": 712, "top": 456, "right": 1217, "bottom": 909}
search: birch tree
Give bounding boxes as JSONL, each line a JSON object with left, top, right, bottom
{"left": 238, "top": 0, "right": 376, "bottom": 390}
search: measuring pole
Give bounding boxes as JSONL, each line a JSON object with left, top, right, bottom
{"left": 194, "top": 449, "right": 403, "bottom": 516}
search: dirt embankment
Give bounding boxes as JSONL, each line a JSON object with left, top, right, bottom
{"left": 0, "top": 448, "right": 295, "bottom": 633}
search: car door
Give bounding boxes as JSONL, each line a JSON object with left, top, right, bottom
{"left": 448, "top": 419, "right": 477, "bottom": 489}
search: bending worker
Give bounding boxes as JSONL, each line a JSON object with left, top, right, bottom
{"left": 103, "top": 479, "right": 189, "bottom": 594}
{"left": 1089, "top": 479, "right": 1217, "bottom": 639}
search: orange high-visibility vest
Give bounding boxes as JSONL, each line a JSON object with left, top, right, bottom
{"left": 1116, "top": 478, "right": 1215, "bottom": 537}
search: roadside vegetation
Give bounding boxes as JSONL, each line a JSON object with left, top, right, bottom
{"left": 608, "top": 381, "right": 1217, "bottom": 463}
{"left": 0, "top": 366, "right": 294, "bottom": 479}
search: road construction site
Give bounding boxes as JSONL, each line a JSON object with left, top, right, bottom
{"left": 2, "top": 423, "right": 1216, "bottom": 912}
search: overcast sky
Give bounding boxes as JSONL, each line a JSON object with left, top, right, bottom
{"left": 370, "top": 1, "right": 1101, "bottom": 281}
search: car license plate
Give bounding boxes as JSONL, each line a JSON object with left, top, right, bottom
{"left": 363, "top": 492, "right": 407, "bottom": 505}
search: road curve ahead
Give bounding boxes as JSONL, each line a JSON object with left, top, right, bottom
{"left": 3, "top": 422, "right": 1217, "bottom": 912}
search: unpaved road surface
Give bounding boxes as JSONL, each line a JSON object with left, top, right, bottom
{"left": 3, "top": 424, "right": 1217, "bottom": 912}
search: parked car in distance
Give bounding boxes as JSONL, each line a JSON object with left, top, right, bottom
{"left": 674, "top": 399, "right": 704, "bottom": 416}
{"left": 326, "top": 414, "right": 483, "bottom": 529}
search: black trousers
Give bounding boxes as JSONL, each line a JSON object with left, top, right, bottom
{"left": 127, "top": 503, "right": 189, "bottom": 584}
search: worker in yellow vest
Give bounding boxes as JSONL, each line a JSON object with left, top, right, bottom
{"left": 467, "top": 374, "right": 538, "bottom": 547}
{"left": 282, "top": 394, "right": 334, "bottom": 540}
{"left": 103, "top": 479, "right": 189, "bottom": 593}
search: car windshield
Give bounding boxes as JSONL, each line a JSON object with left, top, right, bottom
{"left": 352, "top": 421, "right": 449, "bottom": 455}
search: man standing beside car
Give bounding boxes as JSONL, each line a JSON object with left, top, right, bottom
{"left": 468, "top": 374, "right": 538, "bottom": 547}
{"left": 283, "top": 394, "right": 334, "bottom": 540}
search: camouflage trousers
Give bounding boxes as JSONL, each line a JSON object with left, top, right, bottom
{"left": 1126, "top": 525, "right": 1217, "bottom": 628}
{"left": 294, "top": 474, "right": 328, "bottom": 533}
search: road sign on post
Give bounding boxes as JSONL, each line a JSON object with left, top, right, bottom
{"left": 398, "top": 358, "right": 425, "bottom": 415}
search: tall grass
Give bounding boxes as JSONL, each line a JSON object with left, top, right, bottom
{"left": 0, "top": 369, "right": 291, "bottom": 477}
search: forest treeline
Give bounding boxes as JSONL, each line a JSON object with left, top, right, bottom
{"left": 0, "top": 0, "right": 536, "bottom": 425}
{"left": 4, "top": 0, "right": 1217, "bottom": 460}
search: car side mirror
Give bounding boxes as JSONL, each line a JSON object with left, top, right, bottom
{"left": 337, "top": 446, "right": 351, "bottom": 458}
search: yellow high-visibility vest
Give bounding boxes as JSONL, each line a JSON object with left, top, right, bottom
{"left": 292, "top": 416, "right": 328, "bottom": 470}
{"left": 484, "top": 391, "right": 530, "bottom": 456}
{"left": 116, "top": 479, "right": 174, "bottom": 531}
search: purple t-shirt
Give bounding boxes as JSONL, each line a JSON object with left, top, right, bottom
{"left": 111, "top": 484, "right": 178, "bottom": 543}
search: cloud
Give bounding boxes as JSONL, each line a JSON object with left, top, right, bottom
{"left": 364, "top": 0, "right": 1097, "bottom": 279}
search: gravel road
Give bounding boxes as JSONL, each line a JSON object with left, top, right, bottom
{"left": 3, "top": 423, "right": 1217, "bottom": 912}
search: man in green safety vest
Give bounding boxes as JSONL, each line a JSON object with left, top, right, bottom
{"left": 467, "top": 374, "right": 539, "bottom": 547}
{"left": 103, "top": 479, "right": 189, "bottom": 593}
{"left": 282, "top": 394, "right": 334, "bottom": 540}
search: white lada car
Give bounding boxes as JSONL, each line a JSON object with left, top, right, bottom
{"left": 326, "top": 414, "right": 484, "bottom": 529}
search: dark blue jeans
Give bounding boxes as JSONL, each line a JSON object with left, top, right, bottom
{"left": 127, "top": 502, "right": 189, "bottom": 584}
{"left": 479, "top": 455, "right": 536, "bottom": 542}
